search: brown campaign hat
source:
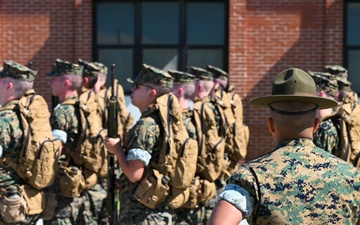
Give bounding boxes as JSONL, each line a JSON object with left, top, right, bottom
{"left": 250, "top": 68, "right": 338, "bottom": 110}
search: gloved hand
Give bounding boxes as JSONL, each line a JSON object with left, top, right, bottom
{"left": 0, "top": 171, "right": 15, "bottom": 188}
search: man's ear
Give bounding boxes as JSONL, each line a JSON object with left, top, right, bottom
{"left": 63, "top": 78, "right": 71, "bottom": 87}
{"left": 6, "top": 81, "right": 13, "bottom": 90}
{"left": 150, "top": 88, "right": 157, "bottom": 97}
{"left": 267, "top": 117, "right": 275, "bottom": 133}
{"left": 82, "top": 77, "right": 88, "bottom": 85}
{"left": 313, "top": 117, "right": 320, "bottom": 133}
{"left": 318, "top": 90, "right": 327, "bottom": 98}
{"left": 178, "top": 87, "right": 184, "bottom": 96}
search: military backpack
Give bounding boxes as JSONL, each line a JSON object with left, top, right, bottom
{"left": 0, "top": 89, "right": 62, "bottom": 190}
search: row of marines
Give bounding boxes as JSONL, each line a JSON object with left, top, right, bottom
{"left": 0, "top": 59, "right": 249, "bottom": 225}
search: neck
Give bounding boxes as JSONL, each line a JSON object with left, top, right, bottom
{"left": 59, "top": 90, "right": 78, "bottom": 102}
{"left": 177, "top": 97, "right": 189, "bottom": 110}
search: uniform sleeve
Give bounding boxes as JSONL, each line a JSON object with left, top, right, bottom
{"left": 126, "top": 117, "right": 160, "bottom": 165}
{"left": 218, "top": 183, "right": 255, "bottom": 217}
{"left": 313, "top": 121, "right": 338, "bottom": 155}
{"left": 50, "top": 108, "right": 68, "bottom": 131}
{"left": 0, "top": 112, "right": 23, "bottom": 158}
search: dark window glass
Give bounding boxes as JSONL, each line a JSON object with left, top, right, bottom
{"left": 187, "top": 3, "right": 225, "bottom": 45}
{"left": 143, "top": 48, "right": 178, "bottom": 70}
{"left": 187, "top": 49, "right": 223, "bottom": 68}
{"left": 97, "top": 3, "right": 134, "bottom": 45}
{"left": 94, "top": 1, "right": 227, "bottom": 94}
{"left": 345, "top": 2, "right": 360, "bottom": 95}
{"left": 142, "top": 2, "right": 179, "bottom": 44}
{"left": 347, "top": 50, "right": 360, "bottom": 94}
{"left": 98, "top": 49, "right": 133, "bottom": 92}
{"left": 347, "top": 3, "right": 360, "bottom": 46}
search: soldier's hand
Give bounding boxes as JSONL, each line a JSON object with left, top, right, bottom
{"left": 104, "top": 136, "right": 122, "bottom": 154}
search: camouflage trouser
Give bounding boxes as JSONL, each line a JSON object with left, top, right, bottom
{"left": 120, "top": 211, "right": 174, "bottom": 225}
{"left": 43, "top": 191, "right": 97, "bottom": 225}
{"left": 174, "top": 206, "right": 205, "bottom": 225}
{"left": 0, "top": 214, "right": 40, "bottom": 225}
{"left": 87, "top": 182, "right": 108, "bottom": 225}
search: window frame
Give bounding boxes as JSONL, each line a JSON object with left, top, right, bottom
{"left": 93, "top": 0, "right": 229, "bottom": 94}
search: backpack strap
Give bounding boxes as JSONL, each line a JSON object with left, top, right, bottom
{"left": 199, "top": 103, "right": 206, "bottom": 156}
{"left": 19, "top": 94, "right": 37, "bottom": 158}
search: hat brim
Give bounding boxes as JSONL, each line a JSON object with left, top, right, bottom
{"left": 250, "top": 95, "right": 338, "bottom": 110}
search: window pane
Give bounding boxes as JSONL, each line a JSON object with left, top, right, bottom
{"left": 187, "top": 3, "right": 225, "bottom": 45}
{"left": 187, "top": 49, "right": 223, "bottom": 68}
{"left": 348, "top": 50, "right": 360, "bottom": 94}
{"left": 347, "top": 3, "right": 360, "bottom": 46}
{"left": 142, "top": 2, "right": 179, "bottom": 44}
{"left": 143, "top": 48, "right": 178, "bottom": 71}
{"left": 98, "top": 49, "right": 133, "bottom": 93}
{"left": 97, "top": 3, "right": 134, "bottom": 45}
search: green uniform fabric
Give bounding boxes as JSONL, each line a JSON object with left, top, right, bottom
{"left": 118, "top": 104, "right": 175, "bottom": 225}
{"left": 0, "top": 100, "right": 41, "bottom": 225}
{"left": 229, "top": 138, "right": 360, "bottom": 224}
{"left": 45, "top": 95, "right": 97, "bottom": 225}
{"left": 313, "top": 117, "right": 340, "bottom": 157}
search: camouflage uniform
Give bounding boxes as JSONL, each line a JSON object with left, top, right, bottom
{"left": 44, "top": 59, "right": 97, "bottom": 225}
{"left": 93, "top": 63, "right": 135, "bottom": 225}
{"left": 313, "top": 118, "right": 340, "bottom": 156}
{"left": 118, "top": 64, "right": 175, "bottom": 225}
{"left": 78, "top": 60, "right": 109, "bottom": 225}
{"left": 217, "top": 68, "right": 359, "bottom": 225}
{"left": 310, "top": 72, "right": 340, "bottom": 156}
{"left": 190, "top": 67, "right": 226, "bottom": 225}
{"left": 0, "top": 61, "right": 41, "bottom": 225}
{"left": 222, "top": 138, "right": 360, "bottom": 224}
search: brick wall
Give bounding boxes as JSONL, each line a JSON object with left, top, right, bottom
{"left": 0, "top": 0, "right": 92, "bottom": 107}
{"left": 229, "top": 0, "right": 344, "bottom": 160}
{"left": 0, "top": 0, "right": 344, "bottom": 160}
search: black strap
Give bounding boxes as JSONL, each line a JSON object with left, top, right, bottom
{"left": 268, "top": 104, "right": 318, "bottom": 115}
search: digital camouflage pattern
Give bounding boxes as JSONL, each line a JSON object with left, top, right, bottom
{"left": 0, "top": 60, "right": 36, "bottom": 82}
{"left": 127, "top": 64, "right": 173, "bottom": 88}
{"left": 181, "top": 108, "right": 197, "bottom": 141}
{"left": 190, "top": 66, "right": 214, "bottom": 81}
{"left": 313, "top": 117, "right": 340, "bottom": 157}
{"left": 50, "top": 96, "right": 80, "bottom": 148}
{"left": 118, "top": 105, "right": 175, "bottom": 224}
{"left": 206, "top": 65, "right": 228, "bottom": 81}
{"left": 174, "top": 107, "right": 202, "bottom": 225}
{"left": 78, "top": 59, "right": 101, "bottom": 77}
{"left": 310, "top": 71, "right": 338, "bottom": 97}
{"left": 168, "top": 70, "right": 195, "bottom": 85}
{"left": 0, "top": 101, "right": 42, "bottom": 224}
{"left": 46, "top": 95, "right": 96, "bottom": 225}
{"left": 229, "top": 138, "right": 360, "bottom": 224}
{"left": 47, "top": 59, "right": 83, "bottom": 77}
{"left": 0, "top": 100, "right": 23, "bottom": 161}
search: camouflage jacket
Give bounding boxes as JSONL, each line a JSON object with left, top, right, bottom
{"left": 118, "top": 104, "right": 168, "bottom": 221}
{"left": 313, "top": 117, "right": 340, "bottom": 157}
{"left": 229, "top": 138, "right": 360, "bottom": 224}
{"left": 182, "top": 107, "right": 197, "bottom": 140}
{"left": 0, "top": 100, "right": 24, "bottom": 183}
{"left": 50, "top": 95, "right": 81, "bottom": 156}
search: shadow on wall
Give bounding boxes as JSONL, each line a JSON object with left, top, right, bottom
{"left": 244, "top": 0, "right": 341, "bottom": 161}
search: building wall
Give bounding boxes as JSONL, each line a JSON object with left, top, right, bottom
{"left": 0, "top": 0, "right": 344, "bottom": 160}
{"left": 229, "top": 0, "right": 343, "bottom": 160}
{"left": 0, "top": 0, "right": 93, "bottom": 105}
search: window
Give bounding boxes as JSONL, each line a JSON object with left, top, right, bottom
{"left": 94, "top": 0, "right": 228, "bottom": 93}
{"left": 345, "top": 1, "right": 360, "bottom": 94}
